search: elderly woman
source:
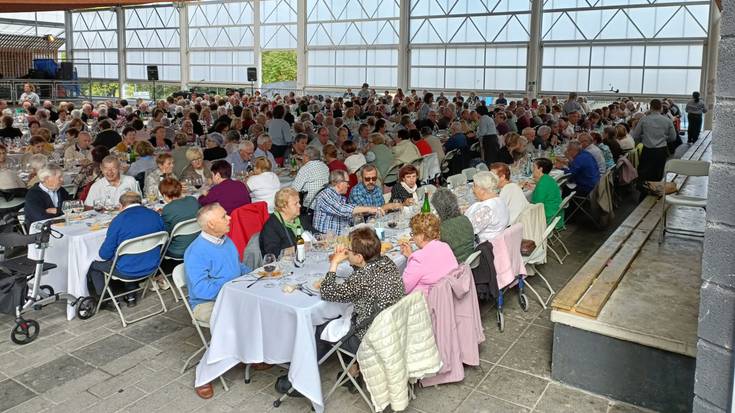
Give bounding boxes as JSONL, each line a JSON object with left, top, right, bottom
{"left": 149, "top": 126, "right": 173, "bottom": 152}
{"left": 160, "top": 177, "right": 199, "bottom": 259}
{"left": 73, "top": 145, "right": 109, "bottom": 189}
{"left": 400, "top": 213, "right": 458, "bottom": 294}
{"left": 126, "top": 141, "right": 156, "bottom": 177}
{"left": 389, "top": 164, "right": 419, "bottom": 204}
{"left": 490, "top": 162, "right": 529, "bottom": 224}
{"left": 144, "top": 153, "right": 177, "bottom": 195}
{"left": 497, "top": 133, "right": 527, "bottom": 165}
{"left": 0, "top": 115, "right": 21, "bottom": 139}
{"left": 203, "top": 135, "right": 228, "bottom": 161}
{"left": 20, "top": 135, "right": 50, "bottom": 166}
{"left": 432, "top": 188, "right": 475, "bottom": 262}
{"left": 319, "top": 227, "right": 404, "bottom": 370}
{"left": 246, "top": 156, "right": 281, "bottom": 212}
{"left": 24, "top": 164, "right": 71, "bottom": 225}
{"left": 26, "top": 153, "right": 48, "bottom": 188}
{"left": 531, "top": 157, "right": 563, "bottom": 229}
{"left": 324, "top": 144, "right": 347, "bottom": 172}
{"left": 181, "top": 147, "right": 213, "bottom": 185}
{"left": 259, "top": 187, "right": 315, "bottom": 257}
{"left": 464, "top": 171, "right": 510, "bottom": 243}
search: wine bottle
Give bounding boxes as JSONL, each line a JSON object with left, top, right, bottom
{"left": 294, "top": 228, "right": 305, "bottom": 267}
{"left": 421, "top": 192, "right": 431, "bottom": 214}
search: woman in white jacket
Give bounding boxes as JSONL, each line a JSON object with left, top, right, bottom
{"left": 246, "top": 156, "right": 281, "bottom": 212}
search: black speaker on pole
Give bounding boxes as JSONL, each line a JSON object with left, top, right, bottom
{"left": 146, "top": 65, "right": 159, "bottom": 81}
{"left": 247, "top": 67, "right": 257, "bottom": 82}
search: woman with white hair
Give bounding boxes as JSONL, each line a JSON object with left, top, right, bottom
{"left": 246, "top": 156, "right": 281, "bottom": 212}
{"left": 180, "top": 147, "right": 213, "bottom": 185}
{"left": 464, "top": 171, "right": 510, "bottom": 243}
{"left": 24, "top": 164, "right": 71, "bottom": 225}
{"left": 26, "top": 153, "right": 49, "bottom": 189}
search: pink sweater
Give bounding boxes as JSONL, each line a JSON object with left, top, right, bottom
{"left": 403, "top": 240, "right": 458, "bottom": 294}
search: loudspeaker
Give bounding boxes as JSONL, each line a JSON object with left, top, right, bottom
{"left": 147, "top": 65, "right": 159, "bottom": 81}
{"left": 247, "top": 67, "right": 257, "bottom": 82}
{"left": 59, "top": 62, "right": 74, "bottom": 80}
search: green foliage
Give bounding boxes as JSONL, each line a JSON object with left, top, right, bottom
{"left": 262, "top": 51, "right": 297, "bottom": 85}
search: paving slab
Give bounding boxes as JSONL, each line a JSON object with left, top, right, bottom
{"left": 72, "top": 333, "right": 144, "bottom": 367}
{"left": 0, "top": 379, "right": 36, "bottom": 411}
{"left": 456, "top": 390, "right": 530, "bottom": 413}
{"left": 535, "top": 383, "right": 609, "bottom": 413}
{"left": 476, "top": 365, "right": 549, "bottom": 408}
{"left": 13, "top": 354, "right": 96, "bottom": 394}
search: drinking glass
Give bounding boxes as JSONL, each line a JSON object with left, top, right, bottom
{"left": 93, "top": 199, "right": 104, "bottom": 213}
{"left": 61, "top": 201, "right": 73, "bottom": 224}
{"left": 263, "top": 254, "right": 277, "bottom": 274}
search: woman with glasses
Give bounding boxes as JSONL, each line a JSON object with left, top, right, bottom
{"left": 399, "top": 212, "right": 458, "bottom": 294}
{"left": 260, "top": 187, "right": 315, "bottom": 257}
{"left": 180, "top": 147, "right": 212, "bottom": 186}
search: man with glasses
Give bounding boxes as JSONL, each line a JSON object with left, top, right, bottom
{"left": 348, "top": 165, "right": 401, "bottom": 210}
{"left": 84, "top": 155, "right": 141, "bottom": 208}
{"left": 313, "top": 170, "right": 383, "bottom": 234}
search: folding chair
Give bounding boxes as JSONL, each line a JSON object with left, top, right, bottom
{"left": 547, "top": 191, "right": 575, "bottom": 264}
{"left": 383, "top": 192, "right": 391, "bottom": 204}
{"left": 93, "top": 231, "right": 169, "bottom": 327}
{"left": 476, "top": 163, "right": 489, "bottom": 171}
{"left": 416, "top": 184, "right": 437, "bottom": 202}
{"left": 146, "top": 218, "right": 201, "bottom": 302}
{"left": 383, "top": 163, "right": 402, "bottom": 186}
{"left": 446, "top": 173, "right": 467, "bottom": 189}
{"left": 440, "top": 149, "right": 459, "bottom": 175}
{"left": 659, "top": 159, "right": 709, "bottom": 242}
{"left": 171, "top": 264, "right": 229, "bottom": 392}
{"left": 464, "top": 250, "right": 481, "bottom": 268}
{"left": 567, "top": 171, "right": 613, "bottom": 228}
{"left": 461, "top": 167, "right": 478, "bottom": 182}
{"left": 522, "top": 217, "right": 561, "bottom": 309}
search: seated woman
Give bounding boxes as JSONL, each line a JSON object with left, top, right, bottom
{"left": 181, "top": 147, "right": 213, "bottom": 186}
{"left": 144, "top": 153, "right": 177, "bottom": 195}
{"left": 490, "top": 162, "right": 529, "bottom": 224}
{"left": 319, "top": 227, "right": 405, "bottom": 367}
{"left": 464, "top": 171, "right": 510, "bottom": 244}
{"left": 343, "top": 141, "right": 366, "bottom": 175}
{"left": 431, "top": 188, "right": 475, "bottom": 262}
{"left": 530, "top": 157, "right": 563, "bottom": 229}
{"left": 497, "top": 133, "right": 527, "bottom": 165}
{"left": 26, "top": 153, "right": 48, "bottom": 189}
{"left": 203, "top": 136, "right": 228, "bottom": 161}
{"left": 260, "top": 187, "right": 315, "bottom": 257}
{"left": 400, "top": 213, "right": 458, "bottom": 294}
{"left": 246, "top": 156, "right": 281, "bottom": 212}
{"left": 126, "top": 141, "right": 156, "bottom": 177}
{"left": 389, "top": 164, "right": 419, "bottom": 205}
{"left": 160, "top": 177, "right": 199, "bottom": 259}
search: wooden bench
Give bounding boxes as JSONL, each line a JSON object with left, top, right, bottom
{"left": 552, "top": 132, "right": 711, "bottom": 318}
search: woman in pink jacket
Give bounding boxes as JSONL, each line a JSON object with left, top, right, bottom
{"left": 399, "top": 213, "right": 459, "bottom": 294}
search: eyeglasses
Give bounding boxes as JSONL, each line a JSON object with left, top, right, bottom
{"left": 363, "top": 177, "right": 378, "bottom": 182}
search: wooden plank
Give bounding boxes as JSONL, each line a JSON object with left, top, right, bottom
{"left": 619, "top": 196, "right": 657, "bottom": 229}
{"left": 575, "top": 206, "right": 663, "bottom": 317}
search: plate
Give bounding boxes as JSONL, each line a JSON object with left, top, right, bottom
{"left": 257, "top": 269, "right": 284, "bottom": 279}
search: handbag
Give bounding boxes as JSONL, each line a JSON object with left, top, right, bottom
{"left": 520, "top": 239, "right": 536, "bottom": 257}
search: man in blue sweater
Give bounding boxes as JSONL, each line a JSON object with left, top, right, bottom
{"left": 86, "top": 192, "right": 165, "bottom": 307}
{"left": 556, "top": 140, "right": 600, "bottom": 197}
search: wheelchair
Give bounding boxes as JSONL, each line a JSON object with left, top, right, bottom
{"left": 0, "top": 214, "right": 95, "bottom": 345}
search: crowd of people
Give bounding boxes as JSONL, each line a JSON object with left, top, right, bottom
{"left": 0, "top": 81, "right": 700, "bottom": 400}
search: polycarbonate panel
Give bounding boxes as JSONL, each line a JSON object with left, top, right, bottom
{"left": 590, "top": 45, "right": 645, "bottom": 67}
{"left": 411, "top": 48, "right": 444, "bottom": 66}
{"left": 643, "top": 69, "right": 701, "bottom": 95}
{"left": 486, "top": 47, "right": 526, "bottom": 67}
{"left": 445, "top": 48, "right": 484, "bottom": 67}
{"left": 366, "top": 67, "right": 398, "bottom": 87}
{"left": 445, "top": 68, "right": 484, "bottom": 89}
{"left": 410, "top": 67, "right": 443, "bottom": 89}
{"left": 645, "top": 44, "right": 703, "bottom": 67}
{"left": 541, "top": 68, "right": 589, "bottom": 92}
{"left": 71, "top": 9, "right": 117, "bottom": 80}
{"left": 484, "top": 68, "right": 525, "bottom": 91}
{"left": 589, "top": 68, "right": 643, "bottom": 94}
{"left": 542, "top": 46, "right": 589, "bottom": 67}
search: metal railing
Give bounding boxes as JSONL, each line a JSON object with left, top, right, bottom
{"left": 0, "top": 79, "right": 91, "bottom": 104}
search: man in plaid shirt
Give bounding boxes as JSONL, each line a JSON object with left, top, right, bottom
{"left": 291, "top": 146, "right": 329, "bottom": 208}
{"left": 313, "top": 170, "right": 383, "bottom": 234}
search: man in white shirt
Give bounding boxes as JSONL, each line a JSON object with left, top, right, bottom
{"left": 254, "top": 134, "right": 277, "bottom": 167}
{"left": 578, "top": 132, "right": 606, "bottom": 175}
{"left": 292, "top": 146, "right": 329, "bottom": 208}
{"left": 84, "top": 155, "right": 141, "bottom": 207}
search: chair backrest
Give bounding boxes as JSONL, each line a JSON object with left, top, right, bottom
{"left": 556, "top": 191, "right": 576, "bottom": 216}
{"left": 461, "top": 168, "right": 478, "bottom": 182}
{"left": 416, "top": 184, "right": 437, "bottom": 202}
{"left": 447, "top": 173, "right": 467, "bottom": 188}
{"left": 664, "top": 159, "right": 710, "bottom": 177}
{"left": 172, "top": 263, "right": 200, "bottom": 324}
{"left": 170, "top": 217, "right": 201, "bottom": 239}
{"left": 116, "top": 231, "right": 169, "bottom": 257}
{"left": 441, "top": 149, "right": 459, "bottom": 173}
{"left": 476, "top": 163, "right": 489, "bottom": 171}
{"left": 470, "top": 141, "right": 480, "bottom": 153}
{"left": 0, "top": 197, "right": 24, "bottom": 210}
{"left": 464, "top": 250, "right": 482, "bottom": 268}
{"left": 383, "top": 163, "right": 402, "bottom": 185}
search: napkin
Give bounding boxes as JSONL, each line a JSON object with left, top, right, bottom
{"left": 320, "top": 308, "right": 354, "bottom": 342}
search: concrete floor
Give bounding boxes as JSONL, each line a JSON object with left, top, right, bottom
{"left": 0, "top": 195, "right": 658, "bottom": 413}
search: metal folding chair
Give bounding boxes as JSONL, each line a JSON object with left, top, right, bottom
{"left": 476, "top": 163, "right": 489, "bottom": 171}
{"left": 659, "top": 159, "right": 709, "bottom": 242}
{"left": 171, "top": 264, "right": 229, "bottom": 391}
{"left": 461, "top": 167, "right": 478, "bottom": 182}
{"left": 93, "top": 231, "right": 169, "bottom": 327}
{"left": 548, "top": 191, "right": 575, "bottom": 264}
{"left": 522, "top": 217, "right": 562, "bottom": 309}
{"left": 146, "top": 218, "right": 201, "bottom": 302}
{"left": 446, "top": 173, "right": 467, "bottom": 189}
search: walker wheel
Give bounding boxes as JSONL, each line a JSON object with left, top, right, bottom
{"left": 519, "top": 293, "right": 529, "bottom": 312}
{"left": 11, "top": 320, "right": 39, "bottom": 345}
{"left": 40, "top": 285, "right": 55, "bottom": 298}
{"left": 244, "top": 378, "right": 251, "bottom": 384}
{"left": 497, "top": 311, "right": 504, "bottom": 332}
{"left": 76, "top": 297, "right": 97, "bottom": 320}
{"left": 273, "top": 400, "right": 281, "bottom": 408}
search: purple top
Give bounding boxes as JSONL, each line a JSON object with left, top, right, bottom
{"left": 198, "top": 179, "right": 251, "bottom": 214}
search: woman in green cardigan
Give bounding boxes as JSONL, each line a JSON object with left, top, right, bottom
{"left": 530, "top": 157, "right": 563, "bottom": 229}
{"left": 431, "top": 188, "right": 475, "bottom": 263}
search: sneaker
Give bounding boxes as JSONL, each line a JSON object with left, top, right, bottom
{"left": 125, "top": 295, "right": 137, "bottom": 308}
{"left": 157, "top": 277, "right": 171, "bottom": 291}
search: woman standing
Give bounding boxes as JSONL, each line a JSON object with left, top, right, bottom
{"left": 685, "top": 91, "right": 707, "bottom": 144}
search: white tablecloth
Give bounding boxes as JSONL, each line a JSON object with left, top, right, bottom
{"left": 196, "top": 236, "right": 407, "bottom": 413}
{"left": 28, "top": 213, "right": 110, "bottom": 319}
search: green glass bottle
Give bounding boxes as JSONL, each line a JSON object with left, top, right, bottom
{"left": 421, "top": 192, "right": 431, "bottom": 214}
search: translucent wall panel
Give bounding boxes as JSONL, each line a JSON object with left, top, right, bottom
{"left": 306, "top": 0, "right": 400, "bottom": 88}
{"left": 126, "top": 5, "right": 180, "bottom": 82}
{"left": 408, "top": 0, "right": 530, "bottom": 92}
{"left": 71, "top": 10, "right": 118, "bottom": 80}
{"left": 189, "top": 0, "right": 256, "bottom": 84}
{"left": 261, "top": 0, "right": 297, "bottom": 49}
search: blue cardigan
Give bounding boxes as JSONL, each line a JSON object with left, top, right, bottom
{"left": 564, "top": 150, "right": 601, "bottom": 196}
{"left": 99, "top": 205, "right": 165, "bottom": 277}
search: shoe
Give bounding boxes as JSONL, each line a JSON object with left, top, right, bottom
{"left": 157, "top": 277, "right": 171, "bottom": 290}
{"left": 125, "top": 295, "right": 137, "bottom": 308}
{"left": 195, "top": 383, "right": 214, "bottom": 399}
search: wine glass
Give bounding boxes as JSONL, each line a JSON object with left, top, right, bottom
{"left": 93, "top": 199, "right": 104, "bottom": 213}
{"left": 61, "top": 201, "right": 73, "bottom": 224}
{"left": 263, "top": 253, "right": 277, "bottom": 274}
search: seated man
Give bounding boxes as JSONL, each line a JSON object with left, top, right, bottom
{"left": 86, "top": 192, "right": 165, "bottom": 307}
{"left": 64, "top": 130, "right": 94, "bottom": 168}
{"left": 24, "top": 165, "right": 71, "bottom": 226}
{"left": 186, "top": 202, "right": 251, "bottom": 399}
{"left": 555, "top": 140, "right": 600, "bottom": 197}
{"left": 348, "top": 165, "right": 385, "bottom": 207}
{"left": 313, "top": 170, "right": 382, "bottom": 234}
{"left": 84, "top": 155, "right": 141, "bottom": 207}
{"left": 291, "top": 146, "right": 329, "bottom": 209}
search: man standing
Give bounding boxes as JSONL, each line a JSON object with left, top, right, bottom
{"left": 631, "top": 99, "right": 677, "bottom": 182}
{"left": 86, "top": 192, "right": 164, "bottom": 307}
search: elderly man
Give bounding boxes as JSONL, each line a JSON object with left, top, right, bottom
{"left": 64, "top": 131, "right": 94, "bottom": 168}
{"left": 578, "top": 132, "right": 606, "bottom": 175}
{"left": 24, "top": 165, "right": 71, "bottom": 226}
{"left": 535, "top": 125, "right": 553, "bottom": 149}
{"left": 186, "top": 203, "right": 251, "bottom": 399}
{"left": 36, "top": 109, "right": 59, "bottom": 139}
{"left": 93, "top": 119, "right": 122, "bottom": 150}
{"left": 348, "top": 165, "right": 402, "bottom": 211}
{"left": 86, "top": 192, "right": 165, "bottom": 307}
{"left": 84, "top": 155, "right": 141, "bottom": 207}
{"left": 313, "top": 170, "right": 383, "bottom": 234}
{"left": 254, "top": 134, "right": 277, "bottom": 167}
{"left": 631, "top": 98, "right": 678, "bottom": 182}
{"left": 292, "top": 146, "right": 329, "bottom": 209}
{"left": 392, "top": 128, "right": 421, "bottom": 166}
{"left": 227, "top": 141, "right": 255, "bottom": 176}
{"left": 308, "top": 126, "right": 331, "bottom": 153}
{"left": 555, "top": 140, "right": 600, "bottom": 196}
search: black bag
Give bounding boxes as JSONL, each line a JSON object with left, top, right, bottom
{"left": 274, "top": 375, "right": 304, "bottom": 397}
{"left": 0, "top": 273, "right": 27, "bottom": 315}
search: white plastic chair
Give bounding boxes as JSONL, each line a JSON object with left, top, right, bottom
{"left": 383, "top": 192, "right": 391, "bottom": 204}
{"left": 383, "top": 163, "right": 402, "bottom": 186}
{"left": 476, "top": 163, "right": 489, "bottom": 171}
{"left": 659, "top": 159, "right": 708, "bottom": 242}
{"left": 0, "top": 197, "right": 24, "bottom": 211}
{"left": 548, "top": 191, "right": 575, "bottom": 264}
{"left": 171, "top": 264, "right": 229, "bottom": 391}
{"left": 461, "top": 167, "right": 478, "bottom": 182}
{"left": 464, "top": 250, "right": 482, "bottom": 269}
{"left": 147, "top": 218, "right": 201, "bottom": 302}
{"left": 94, "top": 231, "right": 169, "bottom": 327}
{"left": 446, "top": 173, "right": 467, "bottom": 189}
{"left": 416, "top": 184, "right": 437, "bottom": 202}
{"left": 523, "top": 217, "right": 561, "bottom": 309}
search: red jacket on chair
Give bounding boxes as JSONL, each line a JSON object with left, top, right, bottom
{"left": 228, "top": 201, "right": 269, "bottom": 260}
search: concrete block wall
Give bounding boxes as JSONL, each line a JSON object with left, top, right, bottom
{"left": 694, "top": 1, "right": 735, "bottom": 411}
